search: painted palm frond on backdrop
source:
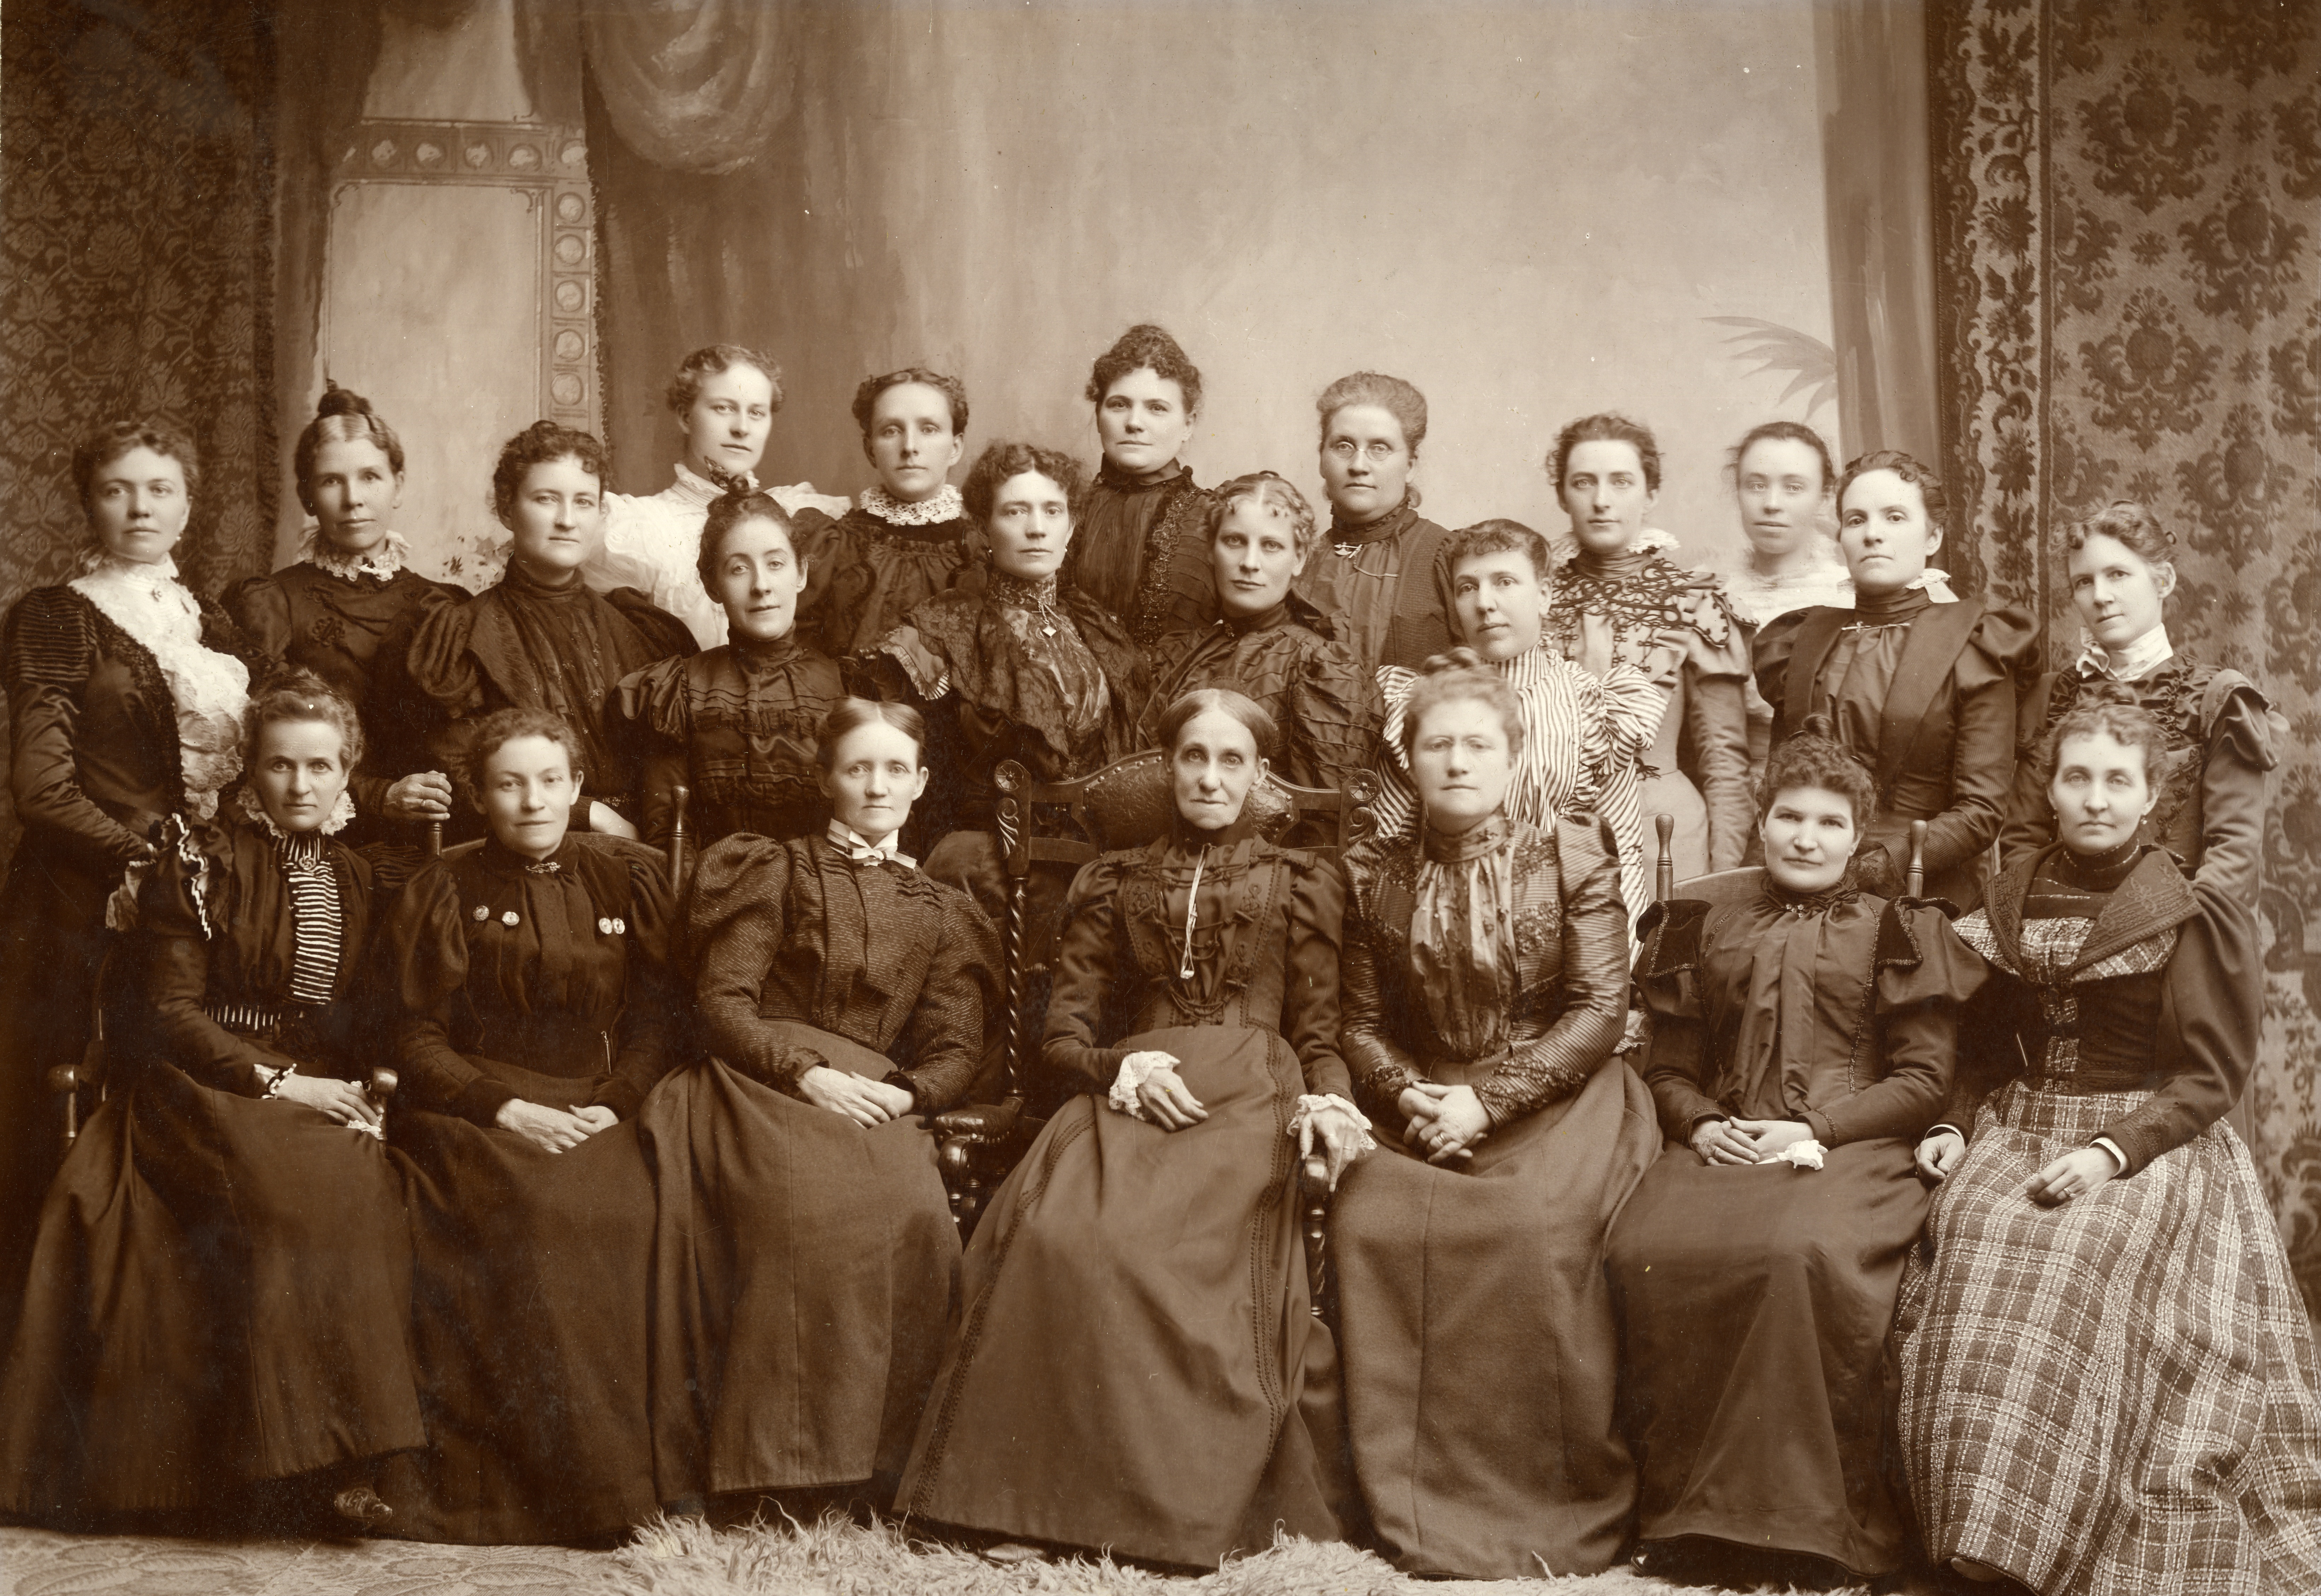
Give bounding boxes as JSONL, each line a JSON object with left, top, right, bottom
{"left": 1705, "top": 316, "right": 1839, "bottom": 415}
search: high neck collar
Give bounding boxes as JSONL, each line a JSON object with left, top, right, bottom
{"left": 1222, "top": 599, "right": 1289, "bottom": 637}
{"left": 1097, "top": 458, "right": 1189, "bottom": 494}
{"left": 1421, "top": 810, "right": 1510, "bottom": 863}
{"left": 671, "top": 459, "right": 754, "bottom": 507}
{"left": 236, "top": 782, "right": 352, "bottom": 841}
{"left": 1571, "top": 545, "right": 1652, "bottom": 581}
{"left": 1763, "top": 859, "right": 1861, "bottom": 916}
{"left": 1854, "top": 582, "right": 1933, "bottom": 622}
{"left": 731, "top": 629, "right": 805, "bottom": 670}
{"left": 83, "top": 549, "right": 184, "bottom": 587}
{"left": 860, "top": 481, "right": 966, "bottom": 526}
{"left": 989, "top": 570, "right": 1063, "bottom": 611}
{"left": 482, "top": 833, "right": 575, "bottom": 875}
{"left": 303, "top": 529, "right": 409, "bottom": 584}
{"left": 2075, "top": 624, "right": 2175, "bottom": 683}
{"left": 1328, "top": 497, "right": 1417, "bottom": 548}
{"left": 2057, "top": 835, "right": 2145, "bottom": 890}
{"left": 1169, "top": 806, "right": 1257, "bottom": 855}
{"left": 503, "top": 558, "right": 589, "bottom": 599}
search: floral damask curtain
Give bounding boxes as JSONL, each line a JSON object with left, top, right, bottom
{"left": 1931, "top": 1, "right": 2321, "bottom": 1312}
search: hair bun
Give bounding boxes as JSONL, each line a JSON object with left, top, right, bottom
{"left": 1796, "top": 711, "right": 1839, "bottom": 743}
{"left": 1419, "top": 645, "right": 1487, "bottom": 677}
{"left": 316, "top": 382, "right": 373, "bottom": 420}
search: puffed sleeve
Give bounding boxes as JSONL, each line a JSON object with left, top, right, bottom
{"left": 401, "top": 598, "right": 485, "bottom": 717}
{"left": 1282, "top": 851, "right": 1353, "bottom": 1099}
{"left": 1474, "top": 814, "right": 1630, "bottom": 1126}
{"left": 1678, "top": 582, "right": 1754, "bottom": 873}
{"left": 612, "top": 656, "right": 693, "bottom": 853}
{"left": 1750, "top": 607, "right": 1812, "bottom": 729}
{"left": 604, "top": 585, "right": 703, "bottom": 664}
{"left": 223, "top": 575, "right": 293, "bottom": 661}
{"left": 1803, "top": 901, "right": 1987, "bottom": 1148}
{"left": 1038, "top": 854, "right": 1137, "bottom": 1095}
{"left": 891, "top": 882, "right": 1001, "bottom": 1111}
{"left": 593, "top": 855, "right": 680, "bottom": 1119}
{"left": 1369, "top": 665, "right": 1420, "bottom": 839}
{"left": 1282, "top": 637, "right": 1386, "bottom": 794}
{"left": 2097, "top": 876, "right": 2257, "bottom": 1175}
{"left": 1635, "top": 898, "right": 1722, "bottom": 1140}
{"left": 385, "top": 859, "right": 511, "bottom": 1125}
{"left": 689, "top": 834, "right": 826, "bottom": 1087}
{"left": 1339, "top": 839, "right": 1423, "bottom": 1118}
{"left": 1917, "top": 606, "right": 2036, "bottom": 886}
{"left": 139, "top": 822, "right": 296, "bottom": 1096}
{"left": 2190, "top": 671, "right": 2276, "bottom": 906}
{"left": 4, "top": 589, "right": 159, "bottom": 868}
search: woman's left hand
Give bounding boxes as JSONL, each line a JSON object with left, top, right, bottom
{"left": 381, "top": 770, "right": 454, "bottom": 823}
{"left": 1297, "top": 1102, "right": 1374, "bottom": 1191}
{"left": 1413, "top": 1084, "right": 1490, "bottom": 1166}
{"left": 571, "top": 1104, "right": 618, "bottom": 1134}
{"left": 1730, "top": 1118, "right": 1815, "bottom": 1162}
{"left": 2026, "top": 1144, "right": 2122, "bottom": 1206}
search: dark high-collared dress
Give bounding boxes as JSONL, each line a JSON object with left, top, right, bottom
{"left": 788, "top": 486, "right": 981, "bottom": 659}
{"left": 1291, "top": 497, "right": 1454, "bottom": 675}
{"left": 1065, "top": 459, "right": 1217, "bottom": 649}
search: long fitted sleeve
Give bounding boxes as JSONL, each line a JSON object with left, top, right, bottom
{"left": 1039, "top": 859, "right": 1135, "bottom": 1096}
{"left": 145, "top": 932, "right": 297, "bottom": 1097}
{"left": 4, "top": 591, "right": 156, "bottom": 867}
{"left": 693, "top": 850, "right": 828, "bottom": 1088}
{"left": 1473, "top": 818, "right": 1629, "bottom": 1125}
{"left": 1281, "top": 857, "right": 1353, "bottom": 1100}
{"left": 1684, "top": 654, "right": 1754, "bottom": 873}
{"left": 890, "top": 891, "right": 999, "bottom": 1111}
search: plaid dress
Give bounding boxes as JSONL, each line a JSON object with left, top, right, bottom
{"left": 1895, "top": 845, "right": 2321, "bottom": 1595}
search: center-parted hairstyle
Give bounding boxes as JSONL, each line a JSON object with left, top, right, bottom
{"left": 1728, "top": 420, "right": 1834, "bottom": 491}
{"left": 2040, "top": 679, "right": 2168, "bottom": 789}
{"left": 695, "top": 485, "right": 798, "bottom": 592}
{"left": 1156, "top": 687, "right": 1280, "bottom": 764}
{"left": 492, "top": 421, "right": 609, "bottom": 522}
{"left": 851, "top": 366, "right": 969, "bottom": 441}
{"left": 816, "top": 697, "right": 929, "bottom": 770}
{"left": 963, "top": 441, "right": 1086, "bottom": 525}
{"left": 73, "top": 417, "right": 201, "bottom": 514}
{"left": 1444, "top": 518, "right": 1552, "bottom": 585}
{"left": 1086, "top": 324, "right": 1203, "bottom": 416}
{"left": 295, "top": 384, "right": 404, "bottom": 510}
{"left": 666, "top": 343, "right": 783, "bottom": 416}
{"left": 1759, "top": 712, "right": 1876, "bottom": 828}
{"left": 1399, "top": 647, "right": 1526, "bottom": 764}
{"left": 241, "top": 665, "right": 365, "bottom": 771}
{"left": 2066, "top": 499, "right": 2175, "bottom": 565}
{"left": 1837, "top": 449, "right": 1948, "bottom": 529}
{"left": 1206, "top": 471, "right": 1320, "bottom": 561}
{"left": 1549, "top": 412, "right": 1662, "bottom": 493}
{"left": 1316, "top": 371, "right": 1428, "bottom": 455}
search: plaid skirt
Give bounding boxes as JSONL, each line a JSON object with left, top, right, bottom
{"left": 1895, "top": 1079, "right": 2321, "bottom": 1595}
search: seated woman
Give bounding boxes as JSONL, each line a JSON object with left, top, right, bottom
{"left": 1065, "top": 323, "right": 1215, "bottom": 647}
{"left": 0, "top": 670, "right": 421, "bottom": 1525}
{"left": 790, "top": 366, "right": 980, "bottom": 658}
{"left": 1605, "top": 717, "right": 1985, "bottom": 1585}
{"left": 1292, "top": 371, "right": 1454, "bottom": 673}
{"left": 225, "top": 385, "right": 466, "bottom": 846}
{"left": 375, "top": 709, "right": 682, "bottom": 1544}
{"left": 1330, "top": 651, "right": 1656, "bottom": 1580}
{"left": 589, "top": 343, "right": 845, "bottom": 649}
{"left": 640, "top": 698, "right": 997, "bottom": 1515}
{"left": 614, "top": 486, "right": 843, "bottom": 851}
{"left": 1898, "top": 688, "right": 2321, "bottom": 1596}
{"left": 1544, "top": 411, "right": 1752, "bottom": 882}
{"left": 1997, "top": 500, "right": 2275, "bottom": 904}
{"left": 404, "top": 421, "right": 696, "bottom": 844}
{"left": 1136, "top": 470, "right": 1382, "bottom": 792}
{"left": 898, "top": 690, "right": 1373, "bottom": 1567}
{"left": 1755, "top": 450, "right": 2034, "bottom": 909}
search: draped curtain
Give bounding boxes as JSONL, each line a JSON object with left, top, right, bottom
{"left": 1931, "top": 0, "right": 2321, "bottom": 1312}
{"left": 582, "top": 0, "right": 796, "bottom": 176}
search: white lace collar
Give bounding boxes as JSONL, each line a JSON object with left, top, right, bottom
{"left": 236, "top": 781, "right": 355, "bottom": 839}
{"left": 300, "top": 528, "right": 410, "bottom": 583}
{"left": 71, "top": 553, "right": 249, "bottom": 820}
{"left": 860, "top": 482, "right": 965, "bottom": 526}
{"left": 2075, "top": 624, "right": 2174, "bottom": 683}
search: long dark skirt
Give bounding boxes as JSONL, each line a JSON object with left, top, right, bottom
{"left": 897, "top": 1024, "right": 1348, "bottom": 1567}
{"left": 1332, "top": 1058, "right": 1657, "bottom": 1579}
{"left": 378, "top": 1060, "right": 661, "bottom": 1544}
{"left": 640, "top": 1029, "right": 960, "bottom": 1506}
{"left": 0, "top": 1061, "right": 424, "bottom": 1516}
{"left": 1606, "top": 1136, "right": 1928, "bottom": 1576}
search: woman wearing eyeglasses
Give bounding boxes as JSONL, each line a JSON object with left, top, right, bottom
{"left": 1292, "top": 372, "right": 1455, "bottom": 675}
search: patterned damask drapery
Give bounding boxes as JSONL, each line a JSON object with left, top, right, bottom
{"left": 1931, "top": 1, "right": 2321, "bottom": 1311}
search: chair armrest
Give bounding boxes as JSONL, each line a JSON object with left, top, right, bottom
{"left": 931, "top": 1095, "right": 1024, "bottom": 1144}
{"left": 1297, "top": 1152, "right": 1334, "bottom": 1319}
{"left": 368, "top": 1066, "right": 399, "bottom": 1109}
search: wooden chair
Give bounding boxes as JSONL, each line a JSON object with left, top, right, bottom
{"left": 930, "top": 753, "right": 1379, "bottom": 1312}
{"left": 1651, "top": 812, "right": 1927, "bottom": 907}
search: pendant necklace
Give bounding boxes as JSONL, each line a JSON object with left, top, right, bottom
{"left": 1179, "top": 844, "right": 1207, "bottom": 980}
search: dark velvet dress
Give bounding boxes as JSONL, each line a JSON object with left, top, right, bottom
{"left": 789, "top": 486, "right": 979, "bottom": 658}
{"left": 0, "top": 810, "right": 421, "bottom": 1515}
{"left": 898, "top": 827, "right": 1353, "bottom": 1566}
{"left": 375, "top": 833, "right": 681, "bottom": 1543}
{"left": 1332, "top": 812, "right": 1657, "bottom": 1579}
{"left": 1136, "top": 593, "right": 1383, "bottom": 793}
{"left": 1065, "top": 460, "right": 1217, "bottom": 648}
{"left": 401, "top": 563, "right": 697, "bottom": 831}
{"left": 613, "top": 634, "right": 846, "bottom": 852}
{"left": 1897, "top": 844, "right": 2321, "bottom": 1595}
{"left": 640, "top": 831, "right": 997, "bottom": 1508}
{"left": 225, "top": 553, "right": 469, "bottom": 842}
{"left": 1756, "top": 586, "right": 2035, "bottom": 908}
{"left": 1606, "top": 873, "right": 1985, "bottom": 1576}
{"left": 1291, "top": 498, "right": 1454, "bottom": 674}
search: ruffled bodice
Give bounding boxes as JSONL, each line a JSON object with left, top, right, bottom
{"left": 69, "top": 556, "right": 252, "bottom": 819}
{"left": 1066, "top": 460, "right": 1216, "bottom": 647}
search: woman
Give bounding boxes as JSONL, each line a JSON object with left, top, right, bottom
{"left": 1898, "top": 689, "right": 2321, "bottom": 1595}
{"left": 1543, "top": 411, "right": 1752, "bottom": 882}
{"left": 614, "top": 486, "right": 844, "bottom": 852}
{"left": 404, "top": 421, "right": 696, "bottom": 843}
{"left": 898, "top": 690, "right": 1372, "bottom": 1566}
{"left": 375, "top": 708, "right": 681, "bottom": 1543}
{"left": 590, "top": 343, "right": 846, "bottom": 650}
{"left": 855, "top": 440, "right": 1147, "bottom": 923}
{"left": 1997, "top": 500, "right": 2274, "bottom": 905}
{"left": 1717, "top": 422, "right": 1854, "bottom": 789}
{"left": 1137, "top": 470, "right": 1382, "bottom": 792}
{"left": 1292, "top": 371, "right": 1455, "bottom": 674}
{"left": 226, "top": 385, "right": 467, "bottom": 846}
{"left": 789, "top": 367, "right": 980, "bottom": 658}
{"left": 0, "top": 419, "right": 254, "bottom": 1309}
{"left": 641, "top": 699, "right": 997, "bottom": 1514}
{"left": 1755, "top": 450, "right": 2035, "bottom": 910}
{"left": 1064, "top": 323, "right": 1216, "bottom": 647}
{"left": 1606, "top": 717, "right": 1985, "bottom": 1584}
{"left": 1330, "top": 651, "right": 1658, "bottom": 1579}
{"left": 0, "top": 670, "right": 421, "bottom": 1524}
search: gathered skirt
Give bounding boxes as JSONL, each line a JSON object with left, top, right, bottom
{"left": 1896, "top": 1080, "right": 2321, "bottom": 1596}
{"left": 1331, "top": 1058, "right": 1658, "bottom": 1579}
{"left": 1606, "top": 1136, "right": 1927, "bottom": 1576}
{"left": 0, "top": 1060, "right": 424, "bottom": 1516}
{"left": 896, "top": 1024, "right": 1347, "bottom": 1567}
{"left": 640, "top": 1028, "right": 961, "bottom": 1505}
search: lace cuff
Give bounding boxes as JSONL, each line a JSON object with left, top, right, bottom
{"left": 259, "top": 1062, "right": 294, "bottom": 1100}
{"left": 1107, "top": 1050, "right": 1179, "bottom": 1120}
{"left": 1288, "top": 1093, "right": 1377, "bottom": 1153}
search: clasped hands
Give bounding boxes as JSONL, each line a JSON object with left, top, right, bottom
{"left": 1691, "top": 1116, "right": 1816, "bottom": 1166}
{"left": 271, "top": 1069, "right": 384, "bottom": 1132}
{"left": 798, "top": 1065, "right": 915, "bottom": 1128}
{"left": 1915, "top": 1127, "right": 2120, "bottom": 1204}
{"left": 1399, "top": 1081, "right": 1491, "bottom": 1167}
{"left": 495, "top": 1097, "right": 618, "bottom": 1153}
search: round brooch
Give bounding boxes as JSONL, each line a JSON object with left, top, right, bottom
{"left": 611, "top": 917, "right": 627, "bottom": 935}
{"left": 471, "top": 904, "right": 488, "bottom": 922}
{"left": 501, "top": 910, "right": 520, "bottom": 927}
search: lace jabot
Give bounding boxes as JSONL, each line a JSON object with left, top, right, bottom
{"left": 860, "top": 482, "right": 965, "bottom": 526}
{"left": 70, "top": 552, "right": 249, "bottom": 817}
{"left": 300, "top": 529, "right": 410, "bottom": 583}
{"left": 235, "top": 781, "right": 355, "bottom": 839}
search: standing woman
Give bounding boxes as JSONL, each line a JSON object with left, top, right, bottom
{"left": 1898, "top": 689, "right": 2321, "bottom": 1595}
{"left": 899, "top": 690, "right": 1373, "bottom": 1566}
{"left": 789, "top": 367, "right": 979, "bottom": 658}
{"left": 0, "top": 419, "right": 253, "bottom": 1304}
{"left": 1137, "top": 470, "right": 1383, "bottom": 792}
{"left": 1064, "top": 323, "right": 1216, "bottom": 648}
{"left": 642, "top": 699, "right": 997, "bottom": 1515}
{"left": 404, "top": 421, "right": 696, "bottom": 843}
{"left": 1606, "top": 718, "right": 1986, "bottom": 1585}
{"left": 226, "top": 385, "right": 466, "bottom": 845}
{"left": 1293, "top": 371, "right": 1455, "bottom": 674}
{"left": 1755, "top": 450, "right": 2034, "bottom": 909}
{"left": 613, "top": 486, "right": 843, "bottom": 852}
{"left": 1997, "top": 500, "right": 2275, "bottom": 903}
{"left": 375, "top": 709, "right": 682, "bottom": 1543}
{"left": 1543, "top": 412, "right": 1752, "bottom": 882}
{"left": 0, "top": 671, "right": 422, "bottom": 1525}
{"left": 1330, "top": 652, "right": 1658, "bottom": 1579}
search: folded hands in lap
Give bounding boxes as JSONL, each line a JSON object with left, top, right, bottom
{"left": 1401, "top": 1081, "right": 1488, "bottom": 1167}
{"left": 495, "top": 1098, "right": 615, "bottom": 1153}
{"left": 799, "top": 1064, "right": 915, "bottom": 1128}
